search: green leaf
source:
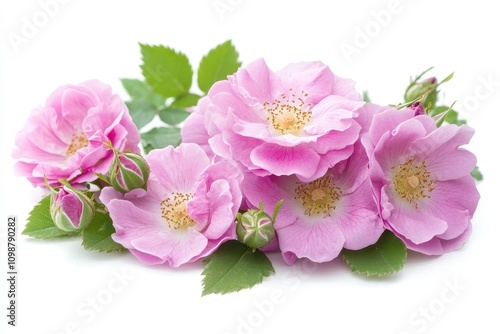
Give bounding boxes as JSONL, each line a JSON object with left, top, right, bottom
{"left": 198, "top": 40, "right": 241, "bottom": 94}
{"left": 126, "top": 101, "right": 157, "bottom": 129}
{"left": 23, "top": 195, "right": 73, "bottom": 239}
{"left": 140, "top": 44, "right": 193, "bottom": 98}
{"left": 171, "top": 93, "right": 202, "bottom": 108}
{"left": 82, "top": 211, "right": 125, "bottom": 252}
{"left": 362, "top": 90, "right": 371, "bottom": 103}
{"left": 141, "top": 127, "right": 181, "bottom": 154}
{"left": 158, "top": 106, "right": 190, "bottom": 125}
{"left": 439, "top": 72, "right": 454, "bottom": 84}
{"left": 121, "top": 78, "right": 166, "bottom": 107}
{"left": 341, "top": 230, "right": 407, "bottom": 277}
{"left": 444, "top": 109, "right": 467, "bottom": 126}
{"left": 471, "top": 166, "right": 483, "bottom": 181}
{"left": 201, "top": 240, "right": 275, "bottom": 296}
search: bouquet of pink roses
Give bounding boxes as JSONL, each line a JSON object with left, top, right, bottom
{"left": 14, "top": 41, "right": 481, "bottom": 295}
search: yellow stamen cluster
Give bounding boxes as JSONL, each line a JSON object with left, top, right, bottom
{"left": 391, "top": 157, "right": 436, "bottom": 208}
{"left": 264, "top": 88, "right": 312, "bottom": 135}
{"left": 160, "top": 192, "right": 196, "bottom": 229}
{"left": 295, "top": 175, "right": 342, "bottom": 216}
{"left": 66, "top": 133, "right": 88, "bottom": 157}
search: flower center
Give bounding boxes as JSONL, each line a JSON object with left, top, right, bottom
{"left": 66, "top": 132, "right": 88, "bottom": 157}
{"left": 160, "top": 192, "right": 196, "bottom": 229}
{"left": 295, "top": 175, "right": 342, "bottom": 216}
{"left": 391, "top": 157, "right": 436, "bottom": 207}
{"left": 264, "top": 89, "right": 312, "bottom": 135}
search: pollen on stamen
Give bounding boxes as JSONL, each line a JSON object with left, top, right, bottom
{"left": 391, "top": 157, "right": 437, "bottom": 208}
{"left": 295, "top": 175, "right": 342, "bottom": 216}
{"left": 66, "top": 132, "right": 88, "bottom": 157}
{"left": 264, "top": 88, "right": 312, "bottom": 135}
{"left": 160, "top": 192, "right": 196, "bottom": 229}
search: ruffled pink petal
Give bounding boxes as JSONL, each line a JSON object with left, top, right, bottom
{"left": 367, "top": 108, "right": 415, "bottom": 148}
{"left": 230, "top": 58, "right": 280, "bottom": 104}
{"left": 131, "top": 229, "right": 208, "bottom": 268}
{"left": 332, "top": 73, "right": 363, "bottom": 101}
{"left": 334, "top": 181, "right": 384, "bottom": 249}
{"left": 276, "top": 61, "right": 335, "bottom": 105}
{"left": 410, "top": 125, "right": 476, "bottom": 181}
{"left": 305, "top": 95, "right": 364, "bottom": 135}
{"left": 146, "top": 144, "right": 210, "bottom": 194}
{"left": 384, "top": 186, "right": 448, "bottom": 244}
{"left": 250, "top": 143, "right": 320, "bottom": 179}
{"left": 425, "top": 176, "right": 479, "bottom": 239}
{"left": 278, "top": 216, "right": 345, "bottom": 263}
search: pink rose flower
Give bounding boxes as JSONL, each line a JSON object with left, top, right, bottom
{"left": 195, "top": 58, "right": 364, "bottom": 182}
{"left": 100, "top": 143, "right": 243, "bottom": 267}
{"left": 365, "top": 109, "right": 480, "bottom": 255}
{"left": 243, "top": 143, "right": 384, "bottom": 264}
{"left": 13, "top": 80, "right": 140, "bottom": 188}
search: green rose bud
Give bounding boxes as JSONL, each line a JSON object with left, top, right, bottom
{"left": 236, "top": 200, "right": 283, "bottom": 249}
{"left": 50, "top": 185, "right": 95, "bottom": 232}
{"left": 109, "top": 151, "right": 150, "bottom": 193}
{"left": 404, "top": 77, "right": 438, "bottom": 110}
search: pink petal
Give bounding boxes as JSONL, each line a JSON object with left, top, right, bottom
{"left": 250, "top": 143, "right": 320, "bottom": 179}
{"left": 146, "top": 144, "right": 210, "bottom": 194}
{"left": 276, "top": 61, "right": 335, "bottom": 105}
{"left": 278, "top": 216, "right": 345, "bottom": 263}
{"left": 131, "top": 229, "right": 208, "bottom": 268}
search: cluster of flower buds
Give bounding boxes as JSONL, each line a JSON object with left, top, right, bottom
{"left": 49, "top": 145, "right": 150, "bottom": 232}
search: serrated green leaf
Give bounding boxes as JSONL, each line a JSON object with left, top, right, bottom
{"left": 158, "top": 106, "right": 190, "bottom": 125}
{"left": 471, "top": 166, "right": 483, "bottom": 181}
{"left": 126, "top": 101, "right": 157, "bottom": 129}
{"left": 341, "top": 230, "right": 407, "bottom": 277}
{"left": 141, "top": 127, "right": 181, "bottom": 154}
{"left": 22, "top": 195, "right": 74, "bottom": 239}
{"left": 171, "top": 93, "right": 202, "bottom": 108}
{"left": 201, "top": 240, "right": 275, "bottom": 296}
{"left": 82, "top": 211, "right": 125, "bottom": 252}
{"left": 121, "top": 78, "right": 166, "bottom": 107}
{"left": 140, "top": 44, "right": 193, "bottom": 98}
{"left": 198, "top": 40, "right": 241, "bottom": 94}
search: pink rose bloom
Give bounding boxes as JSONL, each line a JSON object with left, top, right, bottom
{"left": 243, "top": 143, "right": 384, "bottom": 264}
{"left": 365, "top": 108, "right": 480, "bottom": 255}
{"left": 100, "top": 143, "right": 243, "bottom": 267}
{"left": 193, "top": 58, "right": 364, "bottom": 182}
{"left": 13, "top": 80, "right": 140, "bottom": 188}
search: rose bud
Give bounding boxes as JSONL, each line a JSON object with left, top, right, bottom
{"left": 50, "top": 186, "right": 95, "bottom": 232}
{"left": 236, "top": 200, "right": 283, "bottom": 249}
{"left": 109, "top": 151, "right": 150, "bottom": 193}
{"left": 404, "top": 77, "right": 438, "bottom": 109}
{"left": 410, "top": 101, "right": 426, "bottom": 116}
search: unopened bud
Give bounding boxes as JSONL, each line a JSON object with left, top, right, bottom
{"left": 50, "top": 185, "right": 95, "bottom": 232}
{"left": 405, "top": 77, "right": 438, "bottom": 109}
{"left": 236, "top": 200, "right": 283, "bottom": 249}
{"left": 109, "top": 151, "right": 150, "bottom": 193}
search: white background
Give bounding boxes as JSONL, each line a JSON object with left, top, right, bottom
{"left": 1, "top": 1, "right": 499, "bottom": 333}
